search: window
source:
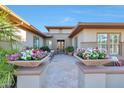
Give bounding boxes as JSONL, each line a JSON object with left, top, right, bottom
{"left": 33, "top": 36, "right": 39, "bottom": 48}
{"left": 74, "top": 37, "right": 78, "bottom": 49}
{"left": 97, "top": 33, "right": 120, "bottom": 55}
{"left": 97, "top": 33, "right": 108, "bottom": 50}
{"left": 46, "top": 40, "right": 52, "bottom": 49}
{"left": 109, "top": 34, "right": 120, "bottom": 55}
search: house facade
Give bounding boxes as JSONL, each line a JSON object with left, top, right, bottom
{"left": 0, "top": 5, "right": 124, "bottom": 57}
{"left": 45, "top": 26, "right": 74, "bottom": 51}
{"left": 70, "top": 23, "right": 124, "bottom": 56}
{"left": 45, "top": 23, "right": 124, "bottom": 57}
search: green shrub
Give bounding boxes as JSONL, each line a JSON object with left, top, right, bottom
{"left": 65, "top": 46, "right": 74, "bottom": 53}
{"left": 40, "top": 46, "right": 50, "bottom": 52}
{"left": 77, "top": 52, "right": 83, "bottom": 58}
{"left": 0, "top": 49, "right": 17, "bottom": 88}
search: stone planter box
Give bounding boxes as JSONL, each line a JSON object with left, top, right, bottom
{"left": 8, "top": 53, "right": 51, "bottom": 67}
{"left": 8, "top": 53, "right": 51, "bottom": 88}
{"left": 14, "top": 53, "right": 51, "bottom": 88}
{"left": 74, "top": 54, "right": 116, "bottom": 66}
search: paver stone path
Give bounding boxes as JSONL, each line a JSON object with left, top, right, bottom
{"left": 42, "top": 54, "right": 79, "bottom": 88}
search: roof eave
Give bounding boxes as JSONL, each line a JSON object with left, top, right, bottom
{"left": 69, "top": 23, "right": 124, "bottom": 38}
{"left": 45, "top": 26, "right": 74, "bottom": 31}
{"left": 0, "top": 5, "right": 47, "bottom": 38}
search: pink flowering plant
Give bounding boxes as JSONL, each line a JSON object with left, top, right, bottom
{"left": 7, "top": 48, "right": 48, "bottom": 61}
{"left": 76, "top": 47, "right": 107, "bottom": 60}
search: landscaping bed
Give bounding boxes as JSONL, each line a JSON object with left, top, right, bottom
{"left": 74, "top": 48, "right": 118, "bottom": 66}
{"left": 0, "top": 46, "right": 51, "bottom": 88}
{"left": 7, "top": 48, "right": 50, "bottom": 67}
{"left": 8, "top": 54, "right": 50, "bottom": 67}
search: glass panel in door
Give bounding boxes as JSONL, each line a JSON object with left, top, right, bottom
{"left": 57, "top": 40, "right": 65, "bottom": 52}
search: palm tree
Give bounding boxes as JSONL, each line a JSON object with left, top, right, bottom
{"left": 0, "top": 11, "right": 20, "bottom": 88}
{"left": 0, "top": 11, "right": 21, "bottom": 49}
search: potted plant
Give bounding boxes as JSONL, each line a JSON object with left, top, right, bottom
{"left": 65, "top": 46, "right": 74, "bottom": 56}
{"left": 40, "top": 46, "right": 50, "bottom": 52}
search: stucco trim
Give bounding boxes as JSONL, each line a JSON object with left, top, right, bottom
{"left": 69, "top": 22, "right": 124, "bottom": 38}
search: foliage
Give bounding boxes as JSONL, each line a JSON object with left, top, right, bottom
{"left": 76, "top": 48, "right": 107, "bottom": 60}
{"left": 0, "top": 11, "right": 21, "bottom": 49}
{"left": 7, "top": 48, "right": 48, "bottom": 61}
{"left": 0, "top": 49, "right": 17, "bottom": 88}
{"left": 65, "top": 46, "right": 74, "bottom": 53}
{"left": 40, "top": 46, "right": 50, "bottom": 52}
{"left": 77, "top": 51, "right": 83, "bottom": 58}
{"left": 0, "top": 47, "right": 2, "bottom": 50}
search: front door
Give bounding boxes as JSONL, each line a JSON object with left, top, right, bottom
{"left": 57, "top": 40, "right": 65, "bottom": 52}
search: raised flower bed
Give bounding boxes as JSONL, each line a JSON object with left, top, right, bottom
{"left": 74, "top": 48, "right": 117, "bottom": 66}
{"left": 7, "top": 48, "right": 50, "bottom": 67}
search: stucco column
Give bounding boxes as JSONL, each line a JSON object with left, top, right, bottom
{"left": 15, "top": 62, "right": 49, "bottom": 88}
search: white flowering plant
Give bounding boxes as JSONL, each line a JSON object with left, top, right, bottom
{"left": 76, "top": 47, "right": 107, "bottom": 60}
{"left": 7, "top": 48, "right": 48, "bottom": 61}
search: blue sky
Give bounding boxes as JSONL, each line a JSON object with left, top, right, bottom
{"left": 7, "top": 5, "right": 124, "bottom": 32}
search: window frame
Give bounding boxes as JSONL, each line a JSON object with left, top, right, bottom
{"left": 33, "top": 36, "right": 39, "bottom": 48}
{"left": 97, "top": 32, "right": 121, "bottom": 55}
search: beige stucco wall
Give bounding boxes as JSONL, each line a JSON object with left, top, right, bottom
{"left": 49, "top": 29, "right": 73, "bottom": 34}
{"left": 0, "top": 27, "right": 44, "bottom": 49}
{"left": 72, "top": 29, "right": 124, "bottom": 43}
{"left": 47, "top": 33, "right": 71, "bottom": 50}
{"left": 72, "top": 31, "right": 84, "bottom": 49}
{"left": 53, "top": 33, "right": 71, "bottom": 50}
{"left": 72, "top": 28, "right": 124, "bottom": 56}
{"left": 18, "top": 29, "right": 44, "bottom": 49}
{"left": 45, "top": 38, "right": 53, "bottom": 49}
{"left": 82, "top": 29, "right": 124, "bottom": 42}
{"left": 47, "top": 29, "right": 73, "bottom": 50}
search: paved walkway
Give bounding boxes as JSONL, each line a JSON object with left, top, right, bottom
{"left": 42, "top": 54, "right": 79, "bottom": 88}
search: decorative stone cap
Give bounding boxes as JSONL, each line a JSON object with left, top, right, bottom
{"left": 76, "top": 62, "right": 124, "bottom": 74}
{"left": 15, "top": 62, "right": 49, "bottom": 75}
